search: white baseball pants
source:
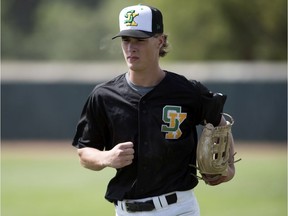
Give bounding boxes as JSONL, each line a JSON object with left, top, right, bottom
{"left": 115, "top": 190, "right": 200, "bottom": 216}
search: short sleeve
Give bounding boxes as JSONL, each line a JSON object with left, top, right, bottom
{"left": 72, "top": 90, "right": 108, "bottom": 150}
{"left": 197, "top": 82, "right": 227, "bottom": 126}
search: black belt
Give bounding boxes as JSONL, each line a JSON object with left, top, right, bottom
{"left": 117, "top": 193, "right": 177, "bottom": 212}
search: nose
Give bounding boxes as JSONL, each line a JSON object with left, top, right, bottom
{"left": 127, "top": 41, "right": 136, "bottom": 52}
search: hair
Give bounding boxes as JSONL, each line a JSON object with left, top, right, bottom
{"left": 155, "top": 34, "right": 169, "bottom": 57}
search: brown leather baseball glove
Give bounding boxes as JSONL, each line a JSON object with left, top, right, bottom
{"left": 196, "top": 113, "right": 236, "bottom": 179}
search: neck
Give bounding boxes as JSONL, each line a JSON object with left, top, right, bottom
{"left": 128, "top": 67, "right": 165, "bottom": 87}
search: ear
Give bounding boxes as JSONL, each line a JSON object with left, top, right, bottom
{"left": 157, "top": 35, "right": 165, "bottom": 48}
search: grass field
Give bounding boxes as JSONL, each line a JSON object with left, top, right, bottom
{"left": 1, "top": 141, "right": 287, "bottom": 216}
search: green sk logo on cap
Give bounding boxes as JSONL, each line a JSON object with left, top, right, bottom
{"left": 124, "top": 10, "right": 139, "bottom": 26}
{"left": 161, "top": 105, "right": 187, "bottom": 139}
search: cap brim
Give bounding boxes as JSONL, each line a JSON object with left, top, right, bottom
{"left": 112, "top": 30, "right": 155, "bottom": 40}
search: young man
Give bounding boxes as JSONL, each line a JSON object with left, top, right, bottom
{"left": 72, "top": 4, "right": 236, "bottom": 216}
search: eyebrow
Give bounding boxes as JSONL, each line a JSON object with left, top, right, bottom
{"left": 121, "top": 36, "right": 148, "bottom": 40}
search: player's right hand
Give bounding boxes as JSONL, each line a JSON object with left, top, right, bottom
{"left": 106, "top": 142, "right": 134, "bottom": 169}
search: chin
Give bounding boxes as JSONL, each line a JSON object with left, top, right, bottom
{"left": 127, "top": 63, "right": 142, "bottom": 72}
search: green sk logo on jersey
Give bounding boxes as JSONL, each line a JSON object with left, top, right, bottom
{"left": 124, "top": 10, "right": 139, "bottom": 26}
{"left": 161, "top": 105, "right": 187, "bottom": 139}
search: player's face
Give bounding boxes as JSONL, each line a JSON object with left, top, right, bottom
{"left": 121, "top": 36, "right": 162, "bottom": 72}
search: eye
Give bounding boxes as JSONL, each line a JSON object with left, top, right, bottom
{"left": 121, "top": 37, "right": 130, "bottom": 42}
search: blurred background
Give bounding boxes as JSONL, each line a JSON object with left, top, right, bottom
{"left": 1, "top": 0, "right": 287, "bottom": 215}
{"left": 1, "top": 0, "right": 287, "bottom": 141}
{"left": 2, "top": 0, "right": 287, "bottom": 61}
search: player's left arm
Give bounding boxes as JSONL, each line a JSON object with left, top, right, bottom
{"left": 203, "top": 115, "right": 236, "bottom": 185}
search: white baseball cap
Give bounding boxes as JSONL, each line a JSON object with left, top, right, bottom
{"left": 112, "top": 4, "right": 164, "bottom": 39}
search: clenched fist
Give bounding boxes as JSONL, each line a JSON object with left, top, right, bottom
{"left": 106, "top": 142, "right": 135, "bottom": 169}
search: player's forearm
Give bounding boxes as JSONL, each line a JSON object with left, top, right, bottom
{"left": 77, "top": 147, "right": 109, "bottom": 171}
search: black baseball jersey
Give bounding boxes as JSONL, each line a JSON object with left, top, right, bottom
{"left": 72, "top": 71, "right": 226, "bottom": 202}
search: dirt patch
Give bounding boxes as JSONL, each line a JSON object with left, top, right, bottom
{"left": 1, "top": 140, "right": 286, "bottom": 157}
{"left": 1, "top": 140, "right": 76, "bottom": 158}
{"left": 235, "top": 141, "right": 287, "bottom": 155}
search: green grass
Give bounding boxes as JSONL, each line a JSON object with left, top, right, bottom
{"left": 1, "top": 143, "right": 287, "bottom": 216}
{"left": 195, "top": 151, "right": 287, "bottom": 216}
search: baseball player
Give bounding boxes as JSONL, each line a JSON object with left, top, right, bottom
{"left": 72, "top": 4, "right": 236, "bottom": 216}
